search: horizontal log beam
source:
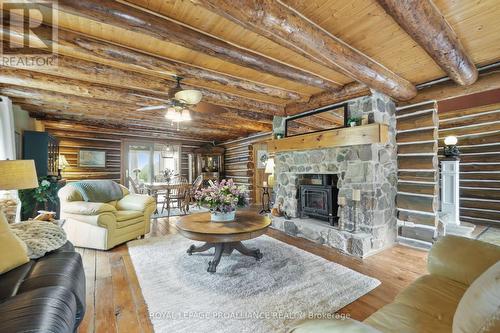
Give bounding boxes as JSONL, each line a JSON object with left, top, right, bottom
{"left": 48, "top": 0, "right": 340, "bottom": 91}
{"left": 285, "top": 83, "right": 369, "bottom": 116}
{"left": 1, "top": 54, "right": 284, "bottom": 115}
{"left": 397, "top": 193, "right": 437, "bottom": 213}
{"left": 0, "top": 67, "right": 273, "bottom": 125}
{"left": 396, "top": 128, "right": 438, "bottom": 143}
{"left": 398, "top": 210, "right": 438, "bottom": 227}
{"left": 2, "top": 24, "right": 304, "bottom": 103}
{"left": 404, "top": 67, "right": 500, "bottom": 105}
{"left": 194, "top": 0, "right": 416, "bottom": 100}
{"left": 396, "top": 111, "right": 437, "bottom": 131}
{"left": 397, "top": 142, "right": 438, "bottom": 155}
{"left": 398, "top": 171, "right": 437, "bottom": 182}
{"left": 376, "top": 0, "right": 477, "bottom": 86}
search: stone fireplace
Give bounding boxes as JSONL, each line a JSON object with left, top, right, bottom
{"left": 271, "top": 92, "right": 398, "bottom": 257}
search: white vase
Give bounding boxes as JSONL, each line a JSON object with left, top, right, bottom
{"left": 210, "top": 210, "right": 236, "bottom": 222}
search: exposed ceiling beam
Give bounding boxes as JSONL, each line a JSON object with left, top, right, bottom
{"left": 402, "top": 66, "right": 500, "bottom": 105}
{"left": 1, "top": 86, "right": 272, "bottom": 133}
{"left": 192, "top": 0, "right": 417, "bottom": 101}
{"left": 0, "top": 67, "right": 273, "bottom": 125}
{"left": 23, "top": 105, "right": 251, "bottom": 142}
{"left": 285, "top": 82, "right": 370, "bottom": 116}
{"left": 44, "top": 0, "right": 341, "bottom": 91}
{"left": 376, "top": 0, "right": 478, "bottom": 86}
{"left": 2, "top": 24, "right": 305, "bottom": 102}
{"left": 41, "top": 120, "right": 215, "bottom": 143}
{"left": 0, "top": 54, "right": 284, "bottom": 115}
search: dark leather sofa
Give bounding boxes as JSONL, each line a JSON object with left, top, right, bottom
{"left": 0, "top": 242, "right": 86, "bottom": 333}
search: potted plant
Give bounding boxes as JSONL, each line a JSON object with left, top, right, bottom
{"left": 195, "top": 179, "right": 248, "bottom": 222}
{"left": 19, "top": 177, "right": 59, "bottom": 220}
{"left": 347, "top": 116, "right": 362, "bottom": 127}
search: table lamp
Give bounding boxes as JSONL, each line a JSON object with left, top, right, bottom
{"left": 264, "top": 158, "right": 275, "bottom": 187}
{"left": 58, "top": 155, "right": 70, "bottom": 179}
{"left": 0, "top": 160, "right": 39, "bottom": 224}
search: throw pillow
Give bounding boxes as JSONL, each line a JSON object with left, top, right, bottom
{"left": 0, "top": 211, "right": 29, "bottom": 274}
{"left": 10, "top": 221, "right": 67, "bottom": 259}
{"left": 453, "top": 261, "right": 500, "bottom": 333}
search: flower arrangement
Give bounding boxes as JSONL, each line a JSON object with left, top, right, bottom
{"left": 195, "top": 179, "right": 248, "bottom": 216}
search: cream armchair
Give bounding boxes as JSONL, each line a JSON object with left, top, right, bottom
{"left": 59, "top": 183, "right": 156, "bottom": 250}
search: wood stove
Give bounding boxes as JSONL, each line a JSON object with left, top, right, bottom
{"left": 298, "top": 174, "right": 339, "bottom": 226}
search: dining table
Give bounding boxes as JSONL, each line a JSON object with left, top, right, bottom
{"left": 143, "top": 182, "right": 191, "bottom": 216}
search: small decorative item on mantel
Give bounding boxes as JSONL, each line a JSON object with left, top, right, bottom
{"left": 195, "top": 179, "right": 248, "bottom": 222}
{"left": 347, "top": 117, "right": 362, "bottom": 127}
{"left": 275, "top": 132, "right": 284, "bottom": 140}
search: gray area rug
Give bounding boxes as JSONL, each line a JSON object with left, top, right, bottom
{"left": 128, "top": 234, "right": 380, "bottom": 333}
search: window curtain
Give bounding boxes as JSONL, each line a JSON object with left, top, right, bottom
{"left": 0, "top": 96, "right": 16, "bottom": 160}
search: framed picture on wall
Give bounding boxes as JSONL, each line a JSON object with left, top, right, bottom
{"left": 79, "top": 149, "right": 106, "bottom": 168}
{"left": 257, "top": 150, "right": 268, "bottom": 169}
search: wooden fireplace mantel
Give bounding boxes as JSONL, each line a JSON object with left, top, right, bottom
{"left": 268, "top": 123, "right": 389, "bottom": 153}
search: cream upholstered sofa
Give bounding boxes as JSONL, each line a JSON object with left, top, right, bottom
{"left": 59, "top": 182, "right": 156, "bottom": 250}
{"left": 290, "top": 236, "right": 500, "bottom": 333}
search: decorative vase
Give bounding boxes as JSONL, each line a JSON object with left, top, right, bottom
{"left": 210, "top": 210, "right": 236, "bottom": 222}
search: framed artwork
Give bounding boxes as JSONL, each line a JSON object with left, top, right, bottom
{"left": 79, "top": 149, "right": 106, "bottom": 168}
{"left": 257, "top": 150, "right": 268, "bottom": 169}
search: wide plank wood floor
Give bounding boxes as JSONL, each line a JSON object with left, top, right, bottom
{"left": 76, "top": 212, "right": 428, "bottom": 333}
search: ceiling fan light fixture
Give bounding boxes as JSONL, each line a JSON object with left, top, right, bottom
{"left": 165, "top": 107, "right": 177, "bottom": 120}
{"left": 175, "top": 89, "right": 202, "bottom": 105}
{"left": 181, "top": 108, "right": 192, "bottom": 121}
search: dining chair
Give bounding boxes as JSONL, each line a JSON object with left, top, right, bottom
{"left": 161, "top": 176, "right": 189, "bottom": 216}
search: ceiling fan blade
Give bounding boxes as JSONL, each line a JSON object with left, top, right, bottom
{"left": 132, "top": 93, "right": 171, "bottom": 103}
{"left": 137, "top": 105, "right": 167, "bottom": 111}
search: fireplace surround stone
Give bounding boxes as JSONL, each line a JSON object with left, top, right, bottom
{"left": 271, "top": 92, "right": 397, "bottom": 257}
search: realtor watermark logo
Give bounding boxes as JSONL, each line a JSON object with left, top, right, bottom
{"left": 1, "top": 1, "right": 58, "bottom": 67}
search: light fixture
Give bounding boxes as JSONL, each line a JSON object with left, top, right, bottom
{"left": 181, "top": 108, "right": 191, "bottom": 121}
{"left": 264, "top": 158, "right": 275, "bottom": 187}
{"left": 161, "top": 144, "right": 176, "bottom": 158}
{"left": 444, "top": 135, "right": 460, "bottom": 159}
{"left": 175, "top": 89, "right": 202, "bottom": 105}
{"left": 165, "top": 106, "right": 191, "bottom": 123}
{"left": 444, "top": 136, "right": 458, "bottom": 146}
{"left": 58, "top": 155, "right": 70, "bottom": 179}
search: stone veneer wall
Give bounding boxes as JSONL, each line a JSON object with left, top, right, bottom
{"left": 271, "top": 92, "right": 398, "bottom": 257}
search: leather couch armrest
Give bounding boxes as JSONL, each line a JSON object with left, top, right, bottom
{"left": 288, "top": 319, "right": 382, "bottom": 333}
{"left": 62, "top": 202, "right": 116, "bottom": 216}
{"left": 116, "top": 194, "right": 156, "bottom": 212}
{"left": 428, "top": 235, "right": 500, "bottom": 285}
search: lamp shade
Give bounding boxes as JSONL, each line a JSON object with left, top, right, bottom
{"left": 58, "top": 155, "right": 70, "bottom": 169}
{"left": 0, "top": 160, "right": 38, "bottom": 190}
{"left": 264, "top": 158, "right": 275, "bottom": 174}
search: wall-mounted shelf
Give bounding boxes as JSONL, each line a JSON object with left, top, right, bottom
{"left": 268, "top": 123, "right": 389, "bottom": 153}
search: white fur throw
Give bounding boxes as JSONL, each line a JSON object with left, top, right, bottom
{"left": 11, "top": 221, "right": 67, "bottom": 259}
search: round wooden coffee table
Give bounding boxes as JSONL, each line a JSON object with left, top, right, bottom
{"left": 176, "top": 211, "right": 271, "bottom": 273}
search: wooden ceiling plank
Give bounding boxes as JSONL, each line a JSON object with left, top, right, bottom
{"left": 376, "top": 0, "right": 478, "bottom": 86}
{"left": 44, "top": 0, "right": 341, "bottom": 91}
{"left": 192, "top": 0, "right": 417, "bottom": 101}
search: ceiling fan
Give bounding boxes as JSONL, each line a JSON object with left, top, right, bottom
{"left": 136, "top": 76, "right": 202, "bottom": 123}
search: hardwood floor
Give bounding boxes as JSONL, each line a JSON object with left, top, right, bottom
{"left": 76, "top": 214, "right": 428, "bottom": 333}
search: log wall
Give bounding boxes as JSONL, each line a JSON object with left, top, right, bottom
{"left": 396, "top": 101, "right": 440, "bottom": 247}
{"left": 438, "top": 100, "right": 500, "bottom": 225}
{"left": 43, "top": 121, "right": 204, "bottom": 183}
{"left": 220, "top": 133, "right": 272, "bottom": 204}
